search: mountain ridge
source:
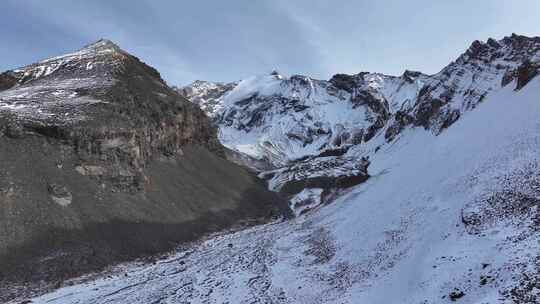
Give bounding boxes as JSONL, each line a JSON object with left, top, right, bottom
{"left": 0, "top": 39, "right": 290, "bottom": 301}
{"left": 178, "top": 32, "right": 540, "bottom": 215}
{"left": 179, "top": 33, "right": 540, "bottom": 156}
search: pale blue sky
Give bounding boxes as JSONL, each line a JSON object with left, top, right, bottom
{"left": 2, "top": 0, "right": 540, "bottom": 85}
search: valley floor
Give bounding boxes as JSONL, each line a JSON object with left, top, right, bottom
{"left": 23, "top": 80, "right": 540, "bottom": 304}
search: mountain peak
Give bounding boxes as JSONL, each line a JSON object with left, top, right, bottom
{"left": 401, "top": 70, "right": 424, "bottom": 82}
{"left": 83, "top": 38, "right": 122, "bottom": 51}
{"left": 31, "top": 38, "right": 126, "bottom": 68}
{"left": 76, "top": 38, "right": 124, "bottom": 57}
{"left": 464, "top": 39, "right": 490, "bottom": 58}
{"left": 456, "top": 33, "right": 540, "bottom": 66}
{"left": 269, "top": 69, "right": 285, "bottom": 80}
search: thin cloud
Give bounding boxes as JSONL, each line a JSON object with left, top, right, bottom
{"left": 2, "top": 0, "right": 540, "bottom": 84}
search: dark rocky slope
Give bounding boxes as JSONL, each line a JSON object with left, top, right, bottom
{"left": 0, "top": 40, "right": 289, "bottom": 300}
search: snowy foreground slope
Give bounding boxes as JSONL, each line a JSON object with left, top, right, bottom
{"left": 27, "top": 77, "right": 540, "bottom": 303}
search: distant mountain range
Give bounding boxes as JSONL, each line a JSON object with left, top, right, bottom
{"left": 180, "top": 34, "right": 540, "bottom": 164}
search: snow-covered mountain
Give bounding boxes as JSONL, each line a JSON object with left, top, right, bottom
{"left": 180, "top": 71, "right": 390, "bottom": 166}
{"left": 30, "top": 50, "right": 540, "bottom": 303}
{"left": 10, "top": 34, "right": 540, "bottom": 304}
{"left": 180, "top": 34, "right": 540, "bottom": 166}
{"left": 179, "top": 33, "right": 540, "bottom": 214}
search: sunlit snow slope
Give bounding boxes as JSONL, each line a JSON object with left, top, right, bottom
{"left": 28, "top": 74, "right": 540, "bottom": 304}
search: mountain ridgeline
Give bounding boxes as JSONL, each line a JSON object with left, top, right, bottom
{"left": 180, "top": 34, "right": 540, "bottom": 160}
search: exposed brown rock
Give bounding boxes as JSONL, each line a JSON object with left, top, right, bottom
{"left": 516, "top": 60, "right": 539, "bottom": 90}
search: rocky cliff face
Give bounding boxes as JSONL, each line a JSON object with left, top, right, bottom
{"left": 0, "top": 40, "right": 289, "bottom": 300}
{"left": 176, "top": 80, "right": 238, "bottom": 117}
{"left": 0, "top": 39, "right": 224, "bottom": 192}
{"left": 385, "top": 33, "right": 540, "bottom": 140}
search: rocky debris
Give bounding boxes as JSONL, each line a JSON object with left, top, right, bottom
{"left": 288, "top": 188, "right": 323, "bottom": 215}
{"left": 479, "top": 275, "right": 492, "bottom": 286}
{"left": 506, "top": 256, "right": 540, "bottom": 304}
{"left": 462, "top": 161, "right": 540, "bottom": 235}
{"left": 47, "top": 183, "right": 72, "bottom": 206}
{"left": 449, "top": 289, "right": 465, "bottom": 301}
{"left": 25, "top": 207, "right": 364, "bottom": 304}
{"left": 303, "top": 227, "right": 336, "bottom": 265}
{"left": 0, "top": 39, "right": 290, "bottom": 302}
{"left": 265, "top": 156, "right": 370, "bottom": 203}
{"left": 0, "top": 71, "right": 17, "bottom": 91}
{"left": 2, "top": 120, "right": 24, "bottom": 138}
{"left": 460, "top": 159, "right": 540, "bottom": 303}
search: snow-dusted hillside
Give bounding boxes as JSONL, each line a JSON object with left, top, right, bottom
{"left": 28, "top": 71, "right": 540, "bottom": 304}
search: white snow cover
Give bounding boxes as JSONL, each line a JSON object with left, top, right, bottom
{"left": 289, "top": 188, "right": 324, "bottom": 216}
{"left": 352, "top": 72, "right": 428, "bottom": 112}
{"left": 27, "top": 77, "right": 540, "bottom": 303}
{"left": 181, "top": 70, "right": 431, "bottom": 168}
{"left": 10, "top": 39, "right": 119, "bottom": 85}
{"left": 207, "top": 73, "right": 378, "bottom": 165}
{"left": 0, "top": 39, "right": 119, "bottom": 121}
